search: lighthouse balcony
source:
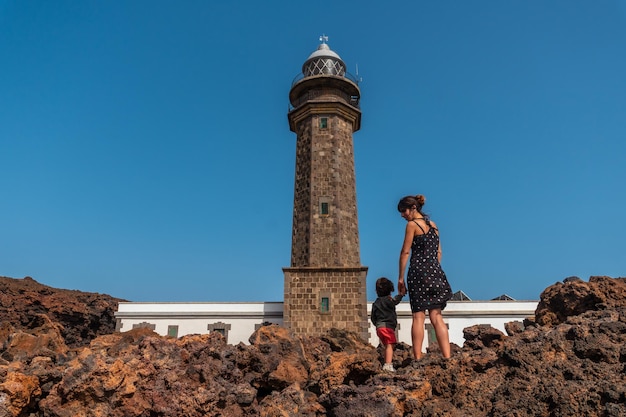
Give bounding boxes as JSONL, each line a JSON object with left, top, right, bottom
{"left": 291, "top": 71, "right": 360, "bottom": 87}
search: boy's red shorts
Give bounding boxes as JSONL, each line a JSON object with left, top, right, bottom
{"left": 376, "top": 327, "right": 397, "bottom": 345}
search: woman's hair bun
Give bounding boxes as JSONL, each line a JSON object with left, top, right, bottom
{"left": 415, "top": 195, "right": 426, "bottom": 206}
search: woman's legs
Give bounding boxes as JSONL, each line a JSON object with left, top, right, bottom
{"left": 411, "top": 311, "right": 426, "bottom": 360}
{"left": 428, "top": 308, "right": 451, "bottom": 358}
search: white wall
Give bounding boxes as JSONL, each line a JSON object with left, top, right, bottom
{"left": 116, "top": 300, "right": 537, "bottom": 352}
{"left": 115, "top": 302, "right": 284, "bottom": 344}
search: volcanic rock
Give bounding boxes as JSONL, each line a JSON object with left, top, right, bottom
{"left": 0, "top": 275, "right": 625, "bottom": 416}
{"left": 0, "top": 276, "right": 124, "bottom": 348}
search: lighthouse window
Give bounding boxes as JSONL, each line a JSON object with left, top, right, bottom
{"left": 319, "top": 117, "right": 328, "bottom": 129}
{"left": 319, "top": 197, "right": 331, "bottom": 216}
{"left": 321, "top": 297, "right": 330, "bottom": 313}
{"left": 320, "top": 290, "right": 331, "bottom": 313}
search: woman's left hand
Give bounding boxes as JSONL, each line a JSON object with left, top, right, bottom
{"left": 398, "top": 279, "right": 406, "bottom": 296}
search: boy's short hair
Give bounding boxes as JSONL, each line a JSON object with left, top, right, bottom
{"left": 375, "top": 277, "right": 394, "bottom": 297}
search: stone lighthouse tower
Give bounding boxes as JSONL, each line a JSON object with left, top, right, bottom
{"left": 283, "top": 37, "right": 368, "bottom": 341}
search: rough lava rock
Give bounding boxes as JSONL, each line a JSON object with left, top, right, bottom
{"left": 0, "top": 275, "right": 625, "bottom": 416}
{"left": 0, "top": 276, "right": 125, "bottom": 348}
{"left": 535, "top": 275, "right": 626, "bottom": 326}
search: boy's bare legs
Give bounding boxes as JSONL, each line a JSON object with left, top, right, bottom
{"left": 411, "top": 311, "right": 426, "bottom": 360}
{"left": 429, "top": 308, "right": 451, "bottom": 358}
{"left": 384, "top": 343, "right": 394, "bottom": 364}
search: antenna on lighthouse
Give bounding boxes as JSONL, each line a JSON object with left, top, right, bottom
{"left": 355, "top": 63, "right": 363, "bottom": 84}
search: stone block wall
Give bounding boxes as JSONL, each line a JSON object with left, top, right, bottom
{"left": 283, "top": 266, "right": 368, "bottom": 341}
{"left": 290, "top": 112, "right": 361, "bottom": 267}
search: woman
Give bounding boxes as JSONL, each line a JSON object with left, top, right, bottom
{"left": 397, "top": 194, "right": 452, "bottom": 360}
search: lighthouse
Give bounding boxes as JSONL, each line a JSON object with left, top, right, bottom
{"left": 283, "top": 37, "right": 368, "bottom": 340}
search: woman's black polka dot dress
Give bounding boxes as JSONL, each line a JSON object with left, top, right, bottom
{"left": 407, "top": 219, "right": 452, "bottom": 313}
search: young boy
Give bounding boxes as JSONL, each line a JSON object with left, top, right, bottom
{"left": 371, "top": 277, "right": 403, "bottom": 372}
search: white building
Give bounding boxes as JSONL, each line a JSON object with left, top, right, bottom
{"left": 115, "top": 299, "right": 537, "bottom": 352}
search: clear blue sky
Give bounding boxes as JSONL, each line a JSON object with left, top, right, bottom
{"left": 2, "top": 1, "right": 625, "bottom": 302}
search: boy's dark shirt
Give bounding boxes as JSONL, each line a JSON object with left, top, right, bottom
{"left": 371, "top": 294, "right": 403, "bottom": 329}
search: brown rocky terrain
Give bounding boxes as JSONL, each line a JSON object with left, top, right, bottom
{"left": 0, "top": 275, "right": 625, "bottom": 416}
{"left": 0, "top": 276, "right": 124, "bottom": 348}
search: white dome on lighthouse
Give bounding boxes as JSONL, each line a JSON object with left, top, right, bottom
{"left": 301, "top": 37, "right": 346, "bottom": 77}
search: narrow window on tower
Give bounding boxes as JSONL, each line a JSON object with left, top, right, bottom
{"left": 320, "top": 290, "right": 331, "bottom": 313}
{"left": 319, "top": 117, "right": 328, "bottom": 129}
{"left": 320, "top": 197, "right": 330, "bottom": 216}
{"left": 321, "top": 297, "right": 330, "bottom": 313}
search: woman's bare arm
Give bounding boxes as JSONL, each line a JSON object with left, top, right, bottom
{"left": 398, "top": 222, "right": 415, "bottom": 295}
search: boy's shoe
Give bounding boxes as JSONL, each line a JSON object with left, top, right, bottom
{"left": 382, "top": 363, "right": 395, "bottom": 373}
